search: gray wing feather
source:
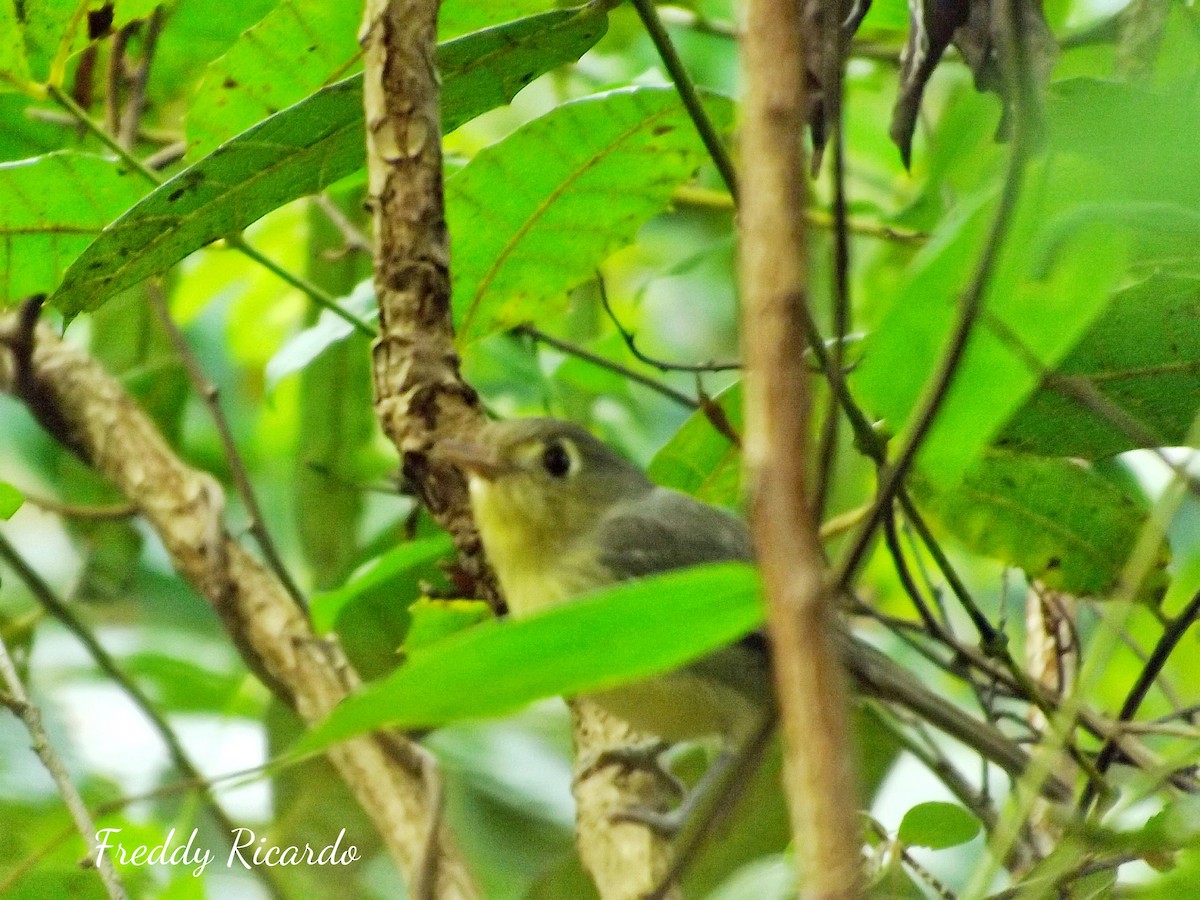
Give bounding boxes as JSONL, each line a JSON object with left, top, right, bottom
{"left": 594, "top": 487, "right": 753, "bottom": 580}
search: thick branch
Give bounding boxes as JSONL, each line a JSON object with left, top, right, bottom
{"left": 0, "top": 317, "right": 476, "bottom": 899}
{"left": 360, "top": 3, "right": 680, "bottom": 895}
{"left": 739, "top": 0, "right": 862, "bottom": 895}
{"left": 360, "top": 0, "right": 495, "bottom": 602}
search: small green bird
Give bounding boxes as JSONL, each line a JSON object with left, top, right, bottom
{"left": 438, "top": 417, "right": 1065, "bottom": 802}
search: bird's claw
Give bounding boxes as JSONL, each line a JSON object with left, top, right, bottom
{"left": 578, "top": 740, "right": 683, "bottom": 795}
{"left": 609, "top": 803, "right": 687, "bottom": 837}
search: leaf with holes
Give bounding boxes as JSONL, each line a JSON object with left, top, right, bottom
{"left": 0, "top": 152, "right": 148, "bottom": 305}
{"left": 50, "top": 8, "right": 609, "bottom": 316}
{"left": 448, "top": 86, "right": 735, "bottom": 344}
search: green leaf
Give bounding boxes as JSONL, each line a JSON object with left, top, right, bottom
{"left": 896, "top": 801, "right": 981, "bottom": 850}
{"left": 1047, "top": 79, "right": 1200, "bottom": 209}
{"left": 647, "top": 380, "right": 743, "bottom": 507}
{"left": 20, "top": 0, "right": 161, "bottom": 85}
{"left": 0, "top": 481, "right": 23, "bottom": 518}
{"left": 404, "top": 598, "right": 494, "bottom": 653}
{"left": 310, "top": 534, "right": 454, "bottom": 634}
{"left": 298, "top": 562, "right": 763, "bottom": 753}
{"left": 187, "top": 0, "right": 364, "bottom": 159}
{"left": 910, "top": 450, "right": 1169, "bottom": 603}
{"left": 0, "top": 2, "right": 31, "bottom": 93}
{"left": 439, "top": 0, "right": 550, "bottom": 39}
{"left": 449, "top": 86, "right": 735, "bottom": 343}
{"left": 852, "top": 168, "right": 1126, "bottom": 486}
{"left": 0, "top": 152, "right": 148, "bottom": 305}
{"left": 50, "top": 8, "right": 609, "bottom": 315}
{"left": 997, "top": 275, "right": 1200, "bottom": 458}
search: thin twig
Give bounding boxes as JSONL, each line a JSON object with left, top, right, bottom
{"left": 0, "top": 629, "right": 128, "bottom": 899}
{"left": 868, "top": 818, "right": 958, "bottom": 900}
{"left": 0, "top": 533, "right": 287, "bottom": 899}
{"left": 1087, "top": 587, "right": 1200, "bottom": 804}
{"left": 672, "top": 186, "right": 929, "bottom": 243}
{"left": 118, "top": 6, "right": 165, "bottom": 149}
{"left": 20, "top": 492, "right": 138, "bottom": 520}
{"left": 881, "top": 502, "right": 946, "bottom": 637}
{"left": 595, "top": 275, "right": 740, "bottom": 373}
{"left": 148, "top": 283, "right": 308, "bottom": 612}
{"left": 314, "top": 194, "right": 372, "bottom": 256}
{"left": 141, "top": 140, "right": 186, "bottom": 170}
{"left": 630, "top": 0, "right": 739, "bottom": 200}
{"left": 832, "top": 109, "right": 1033, "bottom": 594}
{"left": 104, "top": 24, "right": 132, "bottom": 137}
{"left": 869, "top": 705, "right": 998, "bottom": 832}
{"left": 515, "top": 324, "right": 699, "bottom": 409}
{"left": 0, "top": 759, "right": 288, "bottom": 895}
{"left": 814, "top": 19, "right": 852, "bottom": 521}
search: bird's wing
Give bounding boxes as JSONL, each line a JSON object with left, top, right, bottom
{"left": 593, "top": 487, "right": 753, "bottom": 580}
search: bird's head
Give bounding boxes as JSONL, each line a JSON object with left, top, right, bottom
{"left": 437, "top": 418, "right": 652, "bottom": 554}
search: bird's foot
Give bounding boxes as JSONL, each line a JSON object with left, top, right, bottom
{"left": 609, "top": 802, "right": 689, "bottom": 838}
{"left": 577, "top": 740, "right": 685, "bottom": 796}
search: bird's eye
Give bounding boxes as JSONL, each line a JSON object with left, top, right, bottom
{"left": 541, "top": 442, "right": 572, "bottom": 478}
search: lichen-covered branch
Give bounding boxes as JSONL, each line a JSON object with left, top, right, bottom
{"left": 0, "top": 314, "right": 477, "bottom": 900}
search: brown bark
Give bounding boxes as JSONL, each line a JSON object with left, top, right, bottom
{"left": 0, "top": 316, "right": 477, "bottom": 900}
{"left": 359, "top": 2, "right": 679, "bottom": 896}
{"left": 359, "top": 0, "right": 495, "bottom": 604}
{"left": 738, "top": 0, "right": 863, "bottom": 895}
{"left": 571, "top": 703, "right": 682, "bottom": 900}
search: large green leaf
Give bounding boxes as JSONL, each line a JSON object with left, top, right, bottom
{"left": 997, "top": 275, "right": 1200, "bottom": 458}
{"left": 448, "top": 86, "right": 735, "bottom": 343}
{"left": 299, "top": 563, "right": 763, "bottom": 752}
{"left": 50, "top": 8, "right": 609, "bottom": 316}
{"left": 853, "top": 80, "right": 1200, "bottom": 487}
{"left": 910, "top": 450, "right": 1168, "bottom": 602}
{"left": 0, "top": 152, "right": 149, "bottom": 304}
{"left": 187, "top": 0, "right": 363, "bottom": 159}
{"left": 647, "top": 380, "right": 743, "bottom": 507}
{"left": 852, "top": 174, "right": 1127, "bottom": 487}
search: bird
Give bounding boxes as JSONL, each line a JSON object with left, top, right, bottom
{"left": 436, "top": 416, "right": 1068, "bottom": 819}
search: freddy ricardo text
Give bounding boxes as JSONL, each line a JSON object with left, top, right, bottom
{"left": 94, "top": 827, "right": 360, "bottom": 876}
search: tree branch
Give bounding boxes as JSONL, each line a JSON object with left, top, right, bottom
{"left": 0, "top": 314, "right": 476, "bottom": 898}
{"left": 739, "top": 0, "right": 862, "bottom": 893}
{"left": 360, "top": 2, "right": 681, "bottom": 895}
{"left": 0, "top": 628, "right": 127, "bottom": 899}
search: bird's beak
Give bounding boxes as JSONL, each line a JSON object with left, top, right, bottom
{"left": 436, "top": 439, "right": 513, "bottom": 481}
